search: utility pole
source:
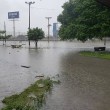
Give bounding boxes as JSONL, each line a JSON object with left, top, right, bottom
{"left": 25, "top": 1, "right": 35, "bottom": 46}
{"left": 45, "top": 17, "right": 52, "bottom": 43}
{"left": 9, "top": 19, "right": 18, "bottom": 38}
{"left": 4, "top": 22, "right": 6, "bottom": 43}
{"left": 13, "top": 19, "right": 15, "bottom": 38}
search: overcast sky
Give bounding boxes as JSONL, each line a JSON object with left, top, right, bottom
{"left": 0, "top": 0, "right": 68, "bottom": 36}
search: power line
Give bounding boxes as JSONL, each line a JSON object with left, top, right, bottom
{"left": 31, "top": 7, "right": 56, "bottom": 11}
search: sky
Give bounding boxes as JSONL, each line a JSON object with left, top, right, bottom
{"left": 0, "top": 0, "right": 68, "bottom": 36}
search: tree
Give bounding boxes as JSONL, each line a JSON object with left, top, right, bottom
{"left": 0, "top": 30, "right": 5, "bottom": 38}
{"left": 27, "top": 27, "right": 45, "bottom": 47}
{"left": 0, "top": 30, "right": 6, "bottom": 45}
{"left": 0, "top": 30, "right": 12, "bottom": 45}
{"left": 58, "top": 0, "right": 110, "bottom": 42}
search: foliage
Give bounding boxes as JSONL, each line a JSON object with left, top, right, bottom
{"left": 0, "top": 30, "right": 11, "bottom": 40}
{"left": 2, "top": 78, "right": 59, "bottom": 110}
{"left": 27, "top": 27, "right": 44, "bottom": 42}
{"left": 0, "top": 30, "right": 6, "bottom": 39}
{"left": 6, "top": 35, "right": 12, "bottom": 39}
{"left": 80, "top": 51, "right": 110, "bottom": 60}
{"left": 58, "top": 0, "right": 110, "bottom": 41}
{"left": 0, "top": 35, "right": 12, "bottom": 40}
{"left": 0, "top": 30, "right": 6, "bottom": 34}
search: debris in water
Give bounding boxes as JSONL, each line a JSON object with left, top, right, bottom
{"left": 28, "top": 93, "right": 36, "bottom": 99}
{"left": 35, "top": 75, "right": 44, "bottom": 78}
{"left": 21, "top": 65, "right": 30, "bottom": 68}
{"left": 37, "top": 84, "right": 44, "bottom": 88}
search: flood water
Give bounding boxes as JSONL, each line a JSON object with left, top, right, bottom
{"left": 0, "top": 40, "right": 110, "bottom": 110}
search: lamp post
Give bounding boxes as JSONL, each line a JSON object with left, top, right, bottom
{"left": 25, "top": 1, "right": 35, "bottom": 46}
{"left": 45, "top": 17, "right": 52, "bottom": 43}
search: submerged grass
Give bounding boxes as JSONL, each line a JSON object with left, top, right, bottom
{"left": 2, "top": 77, "right": 60, "bottom": 110}
{"left": 80, "top": 51, "right": 110, "bottom": 60}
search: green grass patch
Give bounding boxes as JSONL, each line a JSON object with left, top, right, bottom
{"left": 80, "top": 51, "right": 110, "bottom": 60}
{"left": 2, "top": 77, "right": 60, "bottom": 110}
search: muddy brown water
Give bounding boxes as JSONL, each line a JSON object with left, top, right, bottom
{"left": 0, "top": 41, "right": 110, "bottom": 110}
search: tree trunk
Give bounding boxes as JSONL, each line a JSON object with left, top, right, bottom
{"left": 5, "top": 38, "right": 6, "bottom": 44}
{"left": 29, "top": 40, "right": 30, "bottom": 46}
{"left": 3, "top": 39, "right": 4, "bottom": 45}
{"left": 104, "top": 37, "right": 106, "bottom": 47}
{"left": 35, "top": 41, "right": 38, "bottom": 48}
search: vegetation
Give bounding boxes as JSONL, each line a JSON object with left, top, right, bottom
{"left": 58, "top": 0, "right": 110, "bottom": 42}
{"left": 0, "top": 35, "right": 12, "bottom": 40}
{"left": 27, "top": 27, "right": 45, "bottom": 47}
{"left": 80, "top": 51, "right": 110, "bottom": 60}
{"left": 0, "top": 31, "right": 6, "bottom": 41}
{"left": 0, "top": 30, "right": 12, "bottom": 44}
{"left": 2, "top": 78, "right": 60, "bottom": 110}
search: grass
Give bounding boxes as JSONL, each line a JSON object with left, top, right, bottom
{"left": 80, "top": 51, "right": 110, "bottom": 60}
{"left": 2, "top": 77, "right": 60, "bottom": 110}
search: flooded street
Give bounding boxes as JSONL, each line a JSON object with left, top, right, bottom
{"left": 0, "top": 41, "right": 110, "bottom": 110}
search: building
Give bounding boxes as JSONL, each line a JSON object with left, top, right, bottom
{"left": 53, "top": 23, "right": 58, "bottom": 38}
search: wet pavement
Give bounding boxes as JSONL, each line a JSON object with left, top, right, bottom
{"left": 0, "top": 41, "right": 110, "bottom": 110}
{"left": 43, "top": 53, "right": 110, "bottom": 110}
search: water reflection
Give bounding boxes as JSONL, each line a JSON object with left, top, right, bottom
{"left": 43, "top": 52, "right": 110, "bottom": 110}
{"left": 0, "top": 41, "right": 110, "bottom": 110}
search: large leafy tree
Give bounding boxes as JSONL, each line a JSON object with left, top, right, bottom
{"left": 27, "top": 27, "right": 44, "bottom": 47}
{"left": 58, "top": 0, "right": 110, "bottom": 42}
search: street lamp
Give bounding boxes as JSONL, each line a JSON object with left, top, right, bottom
{"left": 25, "top": 1, "right": 35, "bottom": 46}
{"left": 45, "top": 17, "right": 52, "bottom": 43}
